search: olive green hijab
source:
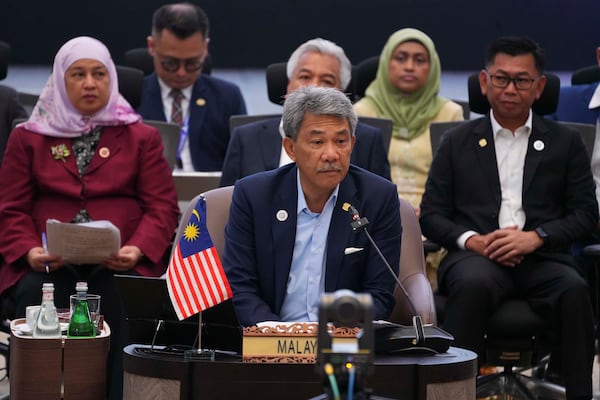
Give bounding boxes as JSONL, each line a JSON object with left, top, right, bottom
{"left": 363, "top": 28, "right": 448, "bottom": 140}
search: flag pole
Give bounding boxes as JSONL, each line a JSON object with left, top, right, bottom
{"left": 184, "top": 310, "right": 215, "bottom": 361}
{"left": 198, "top": 311, "right": 202, "bottom": 351}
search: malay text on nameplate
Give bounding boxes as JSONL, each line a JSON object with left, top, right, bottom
{"left": 46, "top": 219, "right": 121, "bottom": 265}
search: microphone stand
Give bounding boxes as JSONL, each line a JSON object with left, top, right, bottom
{"left": 347, "top": 209, "right": 418, "bottom": 318}
{"left": 345, "top": 204, "right": 434, "bottom": 350}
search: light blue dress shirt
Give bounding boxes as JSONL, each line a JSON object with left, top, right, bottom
{"left": 279, "top": 171, "right": 338, "bottom": 322}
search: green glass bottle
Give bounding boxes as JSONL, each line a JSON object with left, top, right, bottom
{"left": 67, "top": 281, "right": 95, "bottom": 338}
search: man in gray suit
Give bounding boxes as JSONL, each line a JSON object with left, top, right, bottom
{"left": 420, "top": 36, "right": 597, "bottom": 400}
{"left": 220, "top": 38, "right": 390, "bottom": 186}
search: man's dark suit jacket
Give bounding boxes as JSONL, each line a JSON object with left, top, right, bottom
{"left": 420, "top": 114, "right": 599, "bottom": 282}
{"left": 220, "top": 118, "right": 391, "bottom": 186}
{"left": 0, "top": 85, "right": 28, "bottom": 164}
{"left": 548, "top": 83, "right": 599, "bottom": 124}
{"left": 223, "top": 163, "right": 401, "bottom": 326}
{"left": 137, "top": 73, "right": 247, "bottom": 171}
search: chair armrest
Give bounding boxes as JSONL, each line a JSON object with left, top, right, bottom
{"left": 423, "top": 239, "right": 441, "bottom": 255}
{"left": 389, "top": 274, "right": 437, "bottom": 326}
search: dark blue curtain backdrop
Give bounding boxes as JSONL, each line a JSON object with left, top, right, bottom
{"left": 1, "top": 0, "right": 599, "bottom": 71}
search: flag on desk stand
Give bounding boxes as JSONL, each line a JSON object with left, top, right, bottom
{"left": 166, "top": 196, "right": 232, "bottom": 321}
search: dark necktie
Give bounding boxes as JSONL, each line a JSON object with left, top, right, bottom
{"left": 170, "top": 89, "right": 184, "bottom": 126}
{"left": 170, "top": 89, "right": 184, "bottom": 168}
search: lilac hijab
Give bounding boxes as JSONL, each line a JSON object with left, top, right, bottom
{"left": 20, "top": 36, "right": 140, "bottom": 137}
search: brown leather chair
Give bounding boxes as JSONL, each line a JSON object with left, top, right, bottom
{"left": 181, "top": 186, "right": 234, "bottom": 258}
{"left": 388, "top": 197, "right": 437, "bottom": 325}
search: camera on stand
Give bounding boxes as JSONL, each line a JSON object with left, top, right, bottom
{"left": 311, "top": 289, "right": 394, "bottom": 400}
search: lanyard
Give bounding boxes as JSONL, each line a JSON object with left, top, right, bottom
{"left": 177, "top": 116, "right": 190, "bottom": 159}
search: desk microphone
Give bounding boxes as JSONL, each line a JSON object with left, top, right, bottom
{"left": 150, "top": 319, "right": 164, "bottom": 351}
{"left": 341, "top": 202, "right": 455, "bottom": 354}
{"left": 342, "top": 202, "right": 434, "bottom": 345}
{"left": 341, "top": 202, "right": 418, "bottom": 319}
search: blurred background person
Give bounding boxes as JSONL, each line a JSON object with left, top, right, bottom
{"left": 137, "top": 2, "right": 247, "bottom": 171}
{"left": 354, "top": 28, "right": 463, "bottom": 214}
{"left": 220, "top": 38, "right": 390, "bottom": 186}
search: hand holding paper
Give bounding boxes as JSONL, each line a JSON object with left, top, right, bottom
{"left": 46, "top": 219, "right": 121, "bottom": 265}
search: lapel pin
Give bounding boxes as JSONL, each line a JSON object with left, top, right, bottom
{"left": 196, "top": 98, "right": 206, "bottom": 106}
{"left": 276, "top": 210, "right": 288, "bottom": 222}
{"left": 99, "top": 147, "right": 110, "bottom": 158}
{"left": 533, "top": 140, "right": 544, "bottom": 151}
{"left": 478, "top": 138, "right": 487, "bottom": 148}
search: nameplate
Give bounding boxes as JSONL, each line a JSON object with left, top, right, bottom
{"left": 242, "top": 322, "right": 360, "bottom": 363}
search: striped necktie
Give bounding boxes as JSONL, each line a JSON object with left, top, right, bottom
{"left": 170, "top": 89, "right": 184, "bottom": 126}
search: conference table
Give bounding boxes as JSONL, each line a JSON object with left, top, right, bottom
{"left": 123, "top": 344, "right": 477, "bottom": 400}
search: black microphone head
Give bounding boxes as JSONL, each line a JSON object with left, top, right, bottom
{"left": 342, "top": 202, "right": 360, "bottom": 220}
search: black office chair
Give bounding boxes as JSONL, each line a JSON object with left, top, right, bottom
{"left": 351, "top": 55, "right": 378, "bottom": 102}
{"left": 265, "top": 62, "right": 288, "bottom": 106}
{"left": 467, "top": 72, "right": 560, "bottom": 116}
{"left": 116, "top": 65, "right": 144, "bottom": 109}
{"left": 123, "top": 47, "right": 212, "bottom": 76}
{"left": 352, "top": 55, "right": 471, "bottom": 119}
{"left": 0, "top": 293, "right": 15, "bottom": 380}
{"left": 0, "top": 41, "right": 9, "bottom": 81}
{"left": 0, "top": 42, "right": 12, "bottom": 381}
{"left": 228, "top": 114, "right": 282, "bottom": 134}
{"left": 571, "top": 65, "right": 600, "bottom": 86}
{"left": 266, "top": 61, "right": 360, "bottom": 105}
{"left": 434, "top": 71, "right": 567, "bottom": 399}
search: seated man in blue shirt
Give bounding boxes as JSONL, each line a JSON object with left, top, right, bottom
{"left": 220, "top": 38, "right": 390, "bottom": 186}
{"left": 223, "top": 86, "right": 401, "bottom": 326}
{"left": 137, "top": 3, "right": 247, "bottom": 171}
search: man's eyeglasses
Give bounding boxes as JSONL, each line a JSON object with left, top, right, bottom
{"left": 158, "top": 55, "right": 204, "bottom": 73}
{"left": 486, "top": 71, "right": 541, "bottom": 90}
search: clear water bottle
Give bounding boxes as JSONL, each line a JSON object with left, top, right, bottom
{"left": 68, "top": 281, "right": 95, "bottom": 338}
{"left": 33, "top": 282, "right": 61, "bottom": 338}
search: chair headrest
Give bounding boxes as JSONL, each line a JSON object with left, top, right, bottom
{"left": 467, "top": 72, "right": 560, "bottom": 116}
{"left": 352, "top": 56, "right": 379, "bottom": 100}
{"left": 116, "top": 65, "right": 144, "bottom": 109}
{"left": 0, "top": 41, "right": 11, "bottom": 81}
{"left": 123, "top": 47, "right": 212, "bottom": 76}
{"left": 571, "top": 65, "right": 600, "bottom": 85}
{"left": 266, "top": 62, "right": 288, "bottom": 105}
{"left": 123, "top": 48, "right": 154, "bottom": 76}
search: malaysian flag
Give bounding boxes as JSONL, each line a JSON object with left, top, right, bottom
{"left": 166, "top": 197, "right": 232, "bottom": 320}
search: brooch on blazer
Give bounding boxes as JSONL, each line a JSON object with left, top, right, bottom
{"left": 50, "top": 144, "right": 71, "bottom": 162}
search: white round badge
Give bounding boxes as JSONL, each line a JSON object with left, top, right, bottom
{"left": 533, "top": 140, "right": 544, "bottom": 151}
{"left": 276, "top": 210, "right": 288, "bottom": 222}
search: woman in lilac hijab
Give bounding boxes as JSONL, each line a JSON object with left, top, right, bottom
{"left": 0, "top": 36, "right": 179, "bottom": 398}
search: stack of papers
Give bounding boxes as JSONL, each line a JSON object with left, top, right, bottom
{"left": 46, "top": 219, "right": 121, "bottom": 264}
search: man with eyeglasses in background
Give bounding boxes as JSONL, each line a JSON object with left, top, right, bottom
{"left": 138, "top": 2, "right": 247, "bottom": 171}
{"left": 420, "top": 36, "right": 597, "bottom": 400}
